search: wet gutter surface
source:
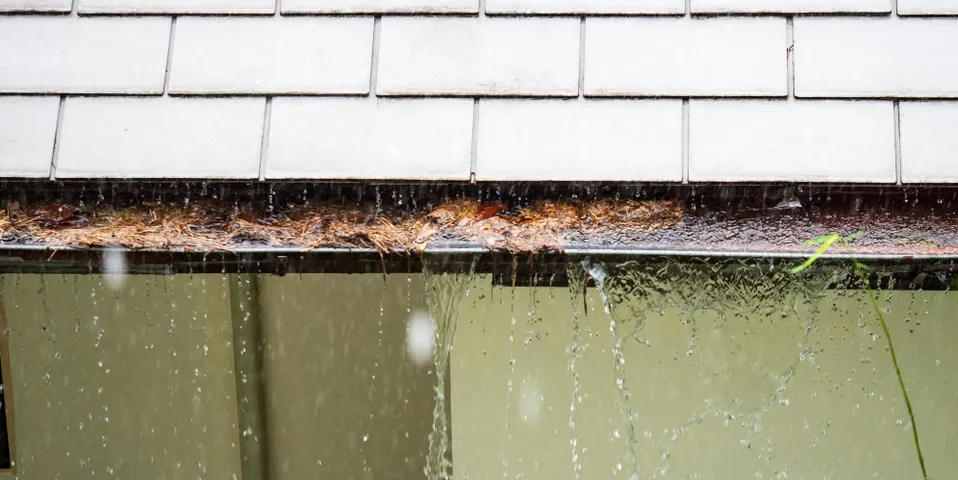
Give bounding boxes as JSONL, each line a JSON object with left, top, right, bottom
{"left": 1, "top": 182, "right": 958, "bottom": 280}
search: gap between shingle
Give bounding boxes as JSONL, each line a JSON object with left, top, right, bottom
{"left": 682, "top": 98, "right": 690, "bottom": 184}
{"left": 894, "top": 100, "right": 902, "bottom": 185}
{"left": 49, "top": 96, "right": 67, "bottom": 181}
{"left": 470, "top": 99, "right": 480, "bottom": 183}
{"left": 258, "top": 98, "right": 273, "bottom": 181}
{"left": 578, "top": 16, "right": 586, "bottom": 98}
{"left": 786, "top": 17, "right": 795, "bottom": 99}
{"left": 163, "top": 17, "right": 178, "bottom": 96}
{"left": 369, "top": 16, "right": 382, "bottom": 96}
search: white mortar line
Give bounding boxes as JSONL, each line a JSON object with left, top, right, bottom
{"left": 786, "top": 17, "right": 795, "bottom": 100}
{"left": 470, "top": 99, "right": 480, "bottom": 183}
{"left": 258, "top": 98, "right": 273, "bottom": 182}
{"left": 49, "top": 96, "right": 66, "bottom": 181}
{"left": 578, "top": 16, "right": 586, "bottom": 99}
{"left": 369, "top": 16, "right": 382, "bottom": 97}
{"left": 894, "top": 100, "right": 902, "bottom": 185}
{"left": 163, "top": 17, "right": 178, "bottom": 96}
{"left": 682, "top": 99, "right": 690, "bottom": 184}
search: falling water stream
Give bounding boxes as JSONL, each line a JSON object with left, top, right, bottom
{"left": 583, "top": 260, "right": 641, "bottom": 479}
{"left": 422, "top": 256, "right": 478, "bottom": 480}
{"left": 566, "top": 263, "right": 589, "bottom": 480}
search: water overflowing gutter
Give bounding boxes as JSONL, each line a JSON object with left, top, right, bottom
{"left": 2, "top": 183, "right": 958, "bottom": 282}
{"left": 3, "top": 243, "right": 958, "bottom": 260}
{"left": 1, "top": 244, "right": 955, "bottom": 291}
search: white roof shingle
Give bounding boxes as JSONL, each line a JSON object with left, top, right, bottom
{"left": 0, "top": 4, "right": 955, "bottom": 182}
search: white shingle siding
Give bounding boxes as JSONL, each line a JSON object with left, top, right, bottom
{"left": 795, "top": 18, "right": 958, "bottom": 98}
{"left": 477, "top": 99, "right": 682, "bottom": 181}
{"left": 689, "top": 100, "right": 896, "bottom": 182}
{"left": 900, "top": 102, "right": 958, "bottom": 183}
{"left": 169, "top": 17, "right": 374, "bottom": 95}
{"left": 282, "top": 0, "right": 478, "bottom": 13}
{"left": 0, "top": 0, "right": 70, "bottom": 11}
{"left": 56, "top": 97, "right": 265, "bottom": 179}
{"left": 0, "top": 17, "right": 171, "bottom": 94}
{"left": 0, "top": 97, "right": 59, "bottom": 178}
{"left": 690, "top": 0, "right": 890, "bottom": 13}
{"left": 486, "top": 0, "right": 685, "bottom": 14}
{"left": 898, "top": 0, "right": 958, "bottom": 15}
{"left": 265, "top": 98, "right": 473, "bottom": 180}
{"left": 377, "top": 17, "right": 580, "bottom": 97}
{"left": 0, "top": 5, "right": 957, "bottom": 183}
{"left": 79, "top": 0, "right": 276, "bottom": 14}
{"left": 585, "top": 18, "right": 788, "bottom": 97}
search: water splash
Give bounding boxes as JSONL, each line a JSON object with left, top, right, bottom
{"left": 422, "top": 256, "right": 478, "bottom": 480}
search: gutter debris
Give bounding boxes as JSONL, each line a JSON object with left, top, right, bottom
{"left": 3, "top": 185, "right": 958, "bottom": 259}
{"left": 0, "top": 198, "right": 683, "bottom": 255}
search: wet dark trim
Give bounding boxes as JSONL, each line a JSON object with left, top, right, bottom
{"left": 4, "top": 179, "right": 958, "bottom": 211}
{"left": 0, "top": 247, "right": 953, "bottom": 290}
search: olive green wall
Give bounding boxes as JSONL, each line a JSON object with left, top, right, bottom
{"left": 0, "top": 273, "right": 437, "bottom": 480}
{"left": 256, "top": 274, "right": 435, "bottom": 480}
{"left": 0, "top": 273, "right": 955, "bottom": 480}
{"left": 0, "top": 274, "right": 241, "bottom": 480}
{"left": 452, "top": 282, "right": 958, "bottom": 479}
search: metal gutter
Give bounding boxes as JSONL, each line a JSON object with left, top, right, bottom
{"left": 3, "top": 244, "right": 958, "bottom": 261}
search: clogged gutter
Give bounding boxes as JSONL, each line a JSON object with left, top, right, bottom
{"left": 0, "top": 199, "right": 683, "bottom": 254}
{"left": 3, "top": 194, "right": 958, "bottom": 258}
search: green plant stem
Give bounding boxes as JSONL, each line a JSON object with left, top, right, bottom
{"left": 793, "top": 233, "right": 928, "bottom": 479}
{"left": 846, "top": 246, "right": 928, "bottom": 480}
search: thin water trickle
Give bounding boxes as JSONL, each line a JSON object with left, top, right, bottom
{"left": 422, "top": 256, "right": 478, "bottom": 480}
{"left": 503, "top": 256, "right": 520, "bottom": 478}
{"left": 566, "top": 262, "right": 588, "bottom": 480}
{"left": 586, "top": 261, "right": 640, "bottom": 480}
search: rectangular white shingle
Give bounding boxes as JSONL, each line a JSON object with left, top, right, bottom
{"left": 79, "top": 0, "right": 275, "bottom": 14}
{"left": 56, "top": 97, "right": 265, "bottom": 179}
{"left": 585, "top": 18, "right": 787, "bottom": 97}
{"left": 0, "top": 0, "right": 71, "bottom": 11}
{"left": 900, "top": 102, "right": 958, "bottom": 183}
{"left": 691, "top": 0, "right": 889, "bottom": 13}
{"left": 794, "top": 18, "right": 958, "bottom": 98}
{"left": 486, "top": 0, "right": 684, "bottom": 14}
{"left": 266, "top": 98, "right": 473, "bottom": 180}
{"left": 0, "top": 97, "right": 60, "bottom": 177}
{"left": 477, "top": 99, "right": 682, "bottom": 181}
{"left": 169, "top": 17, "right": 373, "bottom": 95}
{"left": 377, "top": 17, "right": 580, "bottom": 97}
{"left": 282, "top": 0, "right": 478, "bottom": 13}
{"left": 689, "top": 100, "right": 895, "bottom": 182}
{"left": 0, "top": 17, "right": 171, "bottom": 94}
{"left": 899, "top": 0, "right": 958, "bottom": 15}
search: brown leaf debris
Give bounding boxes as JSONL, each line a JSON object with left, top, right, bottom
{"left": 0, "top": 198, "right": 683, "bottom": 254}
